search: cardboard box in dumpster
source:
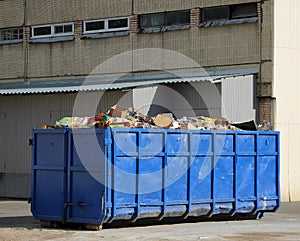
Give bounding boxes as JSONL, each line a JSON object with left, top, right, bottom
{"left": 109, "top": 105, "right": 128, "bottom": 118}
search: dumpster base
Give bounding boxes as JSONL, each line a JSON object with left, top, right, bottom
{"left": 40, "top": 220, "right": 102, "bottom": 231}
{"left": 38, "top": 212, "right": 265, "bottom": 231}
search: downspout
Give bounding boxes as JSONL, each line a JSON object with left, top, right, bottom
{"left": 258, "top": 0, "right": 263, "bottom": 107}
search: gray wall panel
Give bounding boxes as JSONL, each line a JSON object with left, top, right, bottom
{"left": 221, "top": 75, "right": 256, "bottom": 122}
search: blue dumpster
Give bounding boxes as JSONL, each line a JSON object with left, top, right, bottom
{"left": 30, "top": 128, "right": 280, "bottom": 230}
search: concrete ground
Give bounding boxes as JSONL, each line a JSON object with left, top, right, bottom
{"left": 0, "top": 200, "right": 300, "bottom": 241}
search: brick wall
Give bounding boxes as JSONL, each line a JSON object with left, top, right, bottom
{"left": 74, "top": 21, "right": 83, "bottom": 38}
{"left": 130, "top": 15, "right": 139, "bottom": 33}
{"left": 23, "top": 27, "right": 31, "bottom": 42}
{"left": 259, "top": 97, "right": 272, "bottom": 123}
{"left": 190, "top": 8, "right": 200, "bottom": 27}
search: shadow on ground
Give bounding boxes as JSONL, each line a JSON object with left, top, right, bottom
{"left": 0, "top": 216, "right": 40, "bottom": 229}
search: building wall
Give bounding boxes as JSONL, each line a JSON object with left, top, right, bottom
{"left": 26, "top": 0, "right": 133, "bottom": 25}
{"left": 134, "top": 0, "right": 259, "bottom": 14}
{"left": 0, "top": 0, "right": 262, "bottom": 81}
{"left": 0, "top": 0, "right": 276, "bottom": 198}
{"left": 0, "top": 44, "right": 24, "bottom": 81}
{"left": 0, "top": 0, "right": 24, "bottom": 28}
{"left": 274, "top": 0, "right": 300, "bottom": 201}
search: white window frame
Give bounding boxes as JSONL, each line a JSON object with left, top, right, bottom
{"left": 31, "top": 22, "right": 74, "bottom": 39}
{"left": 83, "top": 17, "right": 129, "bottom": 34}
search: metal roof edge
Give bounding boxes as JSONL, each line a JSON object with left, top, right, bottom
{"left": 0, "top": 68, "right": 259, "bottom": 95}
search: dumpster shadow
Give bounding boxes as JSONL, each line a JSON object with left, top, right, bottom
{"left": 0, "top": 216, "right": 41, "bottom": 229}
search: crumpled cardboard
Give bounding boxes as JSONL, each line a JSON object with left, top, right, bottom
{"left": 109, "top": 105, "right": 128, "bottom": 118}
{"left": 153, "top": 114, "right": 173, "bottom": 128}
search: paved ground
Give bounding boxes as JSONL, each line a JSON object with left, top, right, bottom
{"left": 0, "top": 200, "right": 300, "bottom": 240}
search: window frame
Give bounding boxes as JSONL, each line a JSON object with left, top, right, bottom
{"left": 31, "top": 22, "right": 74, "bottom": 39}
{"left": 0, "top": 27, "right": 23, "bottom": 42}
{"left": 83, "top": 17, "right": 130, "bottom": 34}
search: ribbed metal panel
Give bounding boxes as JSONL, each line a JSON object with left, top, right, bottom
{"left": 133, "top": 86, "right": 158, "bottom": 115}
{"left": 0, "top": 90, "right": 127, "bottom": 175}
{"left": 0, "top": 68, "right": 259, "bottom": 96}
{"left": 221, "top": 75, "right": 256, "bottom": 122}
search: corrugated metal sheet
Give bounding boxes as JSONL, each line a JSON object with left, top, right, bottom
{"left": 0, "top": 68, "right": 259, "bottom": 95}
{"left": 0, "top": 90, "right": 126, "bottom": 174}
{"left": 221, "top": 75, "right": 257, "bottom": 122}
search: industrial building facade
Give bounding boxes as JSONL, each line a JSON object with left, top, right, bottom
{"left": 0, "top": 0, "right": 281, "bottom": 199}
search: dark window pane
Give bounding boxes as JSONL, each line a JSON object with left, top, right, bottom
{"left": 166, "top": 10, "right": 190, "bottom": 26}
{"left": 231, "top": 4, "right": 258, "bottom": 19}
{"left": 203, "top": 6, "right": 229, "bottom": 22}
{"left": 54, "top": 24, "right": 73, "bottom": 34}
{"left": 34, "top": 26, "right": 51, "bottom": 36}
{"left": 141, "top": 13, "right": 164, "bottom": 28}
{"left": 0, "top": 28, "right": 22, "bottom": 41}
{"left": 54, "top": 26, "right": 64, "bottom": 34}
{"left": 85, "top": 21, "right": 105, "bottom": 31}
{"left": 64, "top": 24, "right": 73, "bottom": 33}
{"left": 108, "top": 19, "right": 128, "bottom": 29}
{"left": 12, "top": 29, "right": 19, "bottom": 39}
{"left": 2, "top": 29, "right": 11, "bottom": 40}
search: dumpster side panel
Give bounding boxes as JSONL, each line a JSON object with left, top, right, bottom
{"left": 257, "top": 133, "right": 280, "bottom": 211}
{"left": 31, "top": 129, "right": 67, "bottom": 221}
{"left": 108, "top": 129, "right": 280, "bottom": 222}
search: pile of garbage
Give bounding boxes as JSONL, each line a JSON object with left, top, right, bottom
{"left": 49, "top": 105, "right": 272, "bottom": 131}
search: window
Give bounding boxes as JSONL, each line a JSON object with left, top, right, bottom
{"left": 83, "top": 17, "right": 129, "bottom": 34}
{"left": 203, "top": 6, "right": 229, "bottom": 22}
{"left": 141, "top": 13, "right": 164, "bottom": 28}
{"left": 202, "top": 3, "right": 258, "bottom": 22}
{"left": 85, "top": 20, "right": 105, "bottom": 32}
{"left": 231, "top": 4, "right": 258, "bottom": 19}
{"left": 140, "top": 10, "right": 190, "bottom": 29}
{"left": 166, "top": 11, "right": 190, "bottom": 26}
{"left": 0, "top": 28, "right": 23, "bottom": 41}
{"left": 31, "top": 23, "right": 74, "bottom": 38}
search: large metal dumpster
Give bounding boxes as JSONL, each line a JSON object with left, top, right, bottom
{"left": 31, "top": 128, "right": 280, "bottom": 230}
